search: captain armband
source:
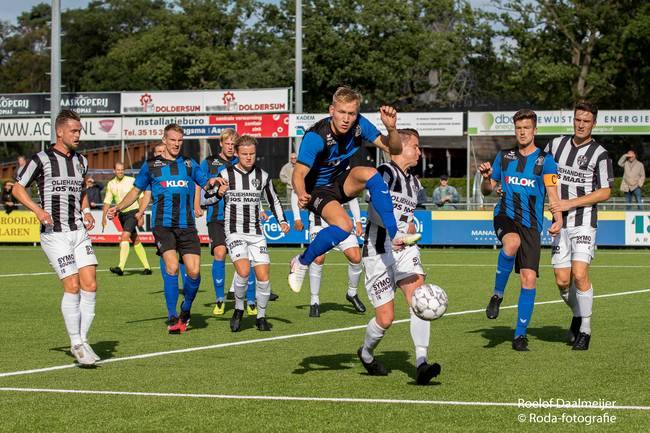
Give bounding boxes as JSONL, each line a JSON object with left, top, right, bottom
{"left": 543, "top": 174, "right": 558, "bottom": 187}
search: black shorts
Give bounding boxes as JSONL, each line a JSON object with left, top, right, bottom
{"left": 208, "top": 220, "right": 226, "bottom": 252}
{"left": 306, "top": 170, "right": 354, "bottom": 216}
{"left": 152, "top": 226, "right": 201, "bottom": 256}
{"left": 493, "top": 215, "right": 541, "bottom": 276}
{"left": 118, "top": 210, "right": 139, "bottom": 234}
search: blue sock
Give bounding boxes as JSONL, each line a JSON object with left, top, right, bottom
{"left": 299, "top": 225, "right": 349, "bottom": 266}
{"left": 494, "top": 250, "right": 515, "bottom": 297}
{"left": 181, "top": 275, "right": 200, "bottom": 312}
{"left": 161, "top": 261, "right": 179, "bottom": 319}
{"left": 212, "top": 259, "right": 225, "bottom": 302}
{"left": 179, "top": 262, "right": 187, "bottom": 290}
{"left": 515, "top": 288, "right": 536, "bottom": 337}
{"left": 247, "top": 271, "right": 256, "bottom": 304}
{"left": 366, "top": 172, "right": 397, "bottom": 238}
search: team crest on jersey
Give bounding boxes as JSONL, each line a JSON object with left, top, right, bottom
{"left": 184, "top": 159, "right": 192, "bottom": 168}
{"left": 504, "top": 150, "right": 517, "bottom": 160}
{"left": 251, "top": 178, "right": 261, "bottom": 188}
{"left": 577, "top": 155, "right": 589, "bottom": 169}
{"left": 75, "top": 161, "right": 85, "bottom": 173}
{"left": 535, "top": 156, "right": 545, "bottom": 166}
{"left": 354, "top": 125, "right": 362, "bottom": 137}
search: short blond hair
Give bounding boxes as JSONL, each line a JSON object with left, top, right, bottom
{"left": 164, "top": 123, "right": 184, "bottom": 136}
{"left": 332, "top": 86, "right": 362, "bottom": 106}
{"left": 220, "top": 128, "right": 238, "bottom": 143}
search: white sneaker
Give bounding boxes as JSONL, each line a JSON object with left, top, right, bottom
{"left": 392, "top": 232, "right": 422, "bottom": 251}
{"left": 83, "top": 342, "right": 101, "bottom": 362}
{"left": 71, "top": 344, "right": 96, "bottom": 366}
{"left": 288, "top": 255, "right": 308, "bottom": 293}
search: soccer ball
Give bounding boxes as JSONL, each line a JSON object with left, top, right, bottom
{"left": 411, "top": 284, "right": 448, "bottom": 321}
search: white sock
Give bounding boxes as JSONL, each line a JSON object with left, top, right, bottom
{"left": 361, "top": 317, "right": 386, "bottom": 362}
{"left": 309, "top": 263, "right": 322, "bottom": 305}
{"left": 79, "top": 290, "right": 96, "bottom": 343}
{"left": 577, "top": 285, "right": 593, "bottom": 334}
{"left": 409, "top": 307, "right": 430, "bottom": 367}
{"left": 234, "top": 273, "right": 248, "bottom": 310}
{"left": 347, "top": 262, "right": 362, "bottom": 297}
{"left": 256, "top": 280, "right": 271, "bottom": 318}
{"left": 61, "top": 292, "right": 82, "bottom": 346}
{"left": 229, "top": 276, "right": 235, "bottom": 294}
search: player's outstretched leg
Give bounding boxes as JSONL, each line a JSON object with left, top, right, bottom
{"left": 486, "top": 250, "right": 515, "bottom": 319}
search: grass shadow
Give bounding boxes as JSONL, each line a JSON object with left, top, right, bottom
{"left": 49, "top": 340, "right": 119, "bottom": 361}
{"left": 467, "top": 325, "right": 512, "bottom": 348}
{"left": 295, "top": 302, "right": 361, "bottom": 316}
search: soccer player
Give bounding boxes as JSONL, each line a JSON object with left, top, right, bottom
{"left": 102, "top": 161, "right": 152, "bottom": 276}
{"left": 12, "top": 109, "right": 99, "bottom": 365}
{"left": 358, "top": 128, "right": 441, "bottom": 385}
{"left": 107, "top": 124, "right": 220, "bottom": 333}
{"left": 200, "top": 128, "right": 257, "bottom": 316}
{"left": 216, "top": 135, "right": 289, "bottom": 332}
{"left": 545, "top": 101, "right": 613, "bottom": 350}
{"left": 292, "top": 196, "right": 366, "bottom": 317}
{"left": 481, "top": 109, "right": 562, "bottom": 351}
{"left": 288, "top": 86, "right": 419, "bottom": 293}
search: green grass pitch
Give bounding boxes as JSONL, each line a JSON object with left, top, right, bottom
{"left": 0, "top": 245, "right": 648, "bottom": 432}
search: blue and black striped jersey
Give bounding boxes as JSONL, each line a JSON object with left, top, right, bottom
{"left": 134, "top": 155, "right": 208, "bottom": 228}
{"left": 201, "top": 154, "right": 238, "bottom": 223}
{"left": 491, "top": 147, "right": 557, "bottom": 232}
{"left": 297, "top": 114, "right": 380, "bottom": 193}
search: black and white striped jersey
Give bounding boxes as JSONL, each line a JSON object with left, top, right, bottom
{"left": 15, "top": 147, "right": 88, "bottom": 233}
{"left": 219, "top": 164, "right": 286, "bottom": 236}
{"left": 544, "top": 136, "right": 614, "bottom": 228}
{"left": 363, "top": 161, "right": 421, "bottom": 257}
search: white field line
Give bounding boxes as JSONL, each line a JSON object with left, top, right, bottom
{"left": 0, "top": 288, "right": 648, "bottom": 379}
{"left": 1, "top": 262, "right": 650, "bottom": 278}
{"left": 0, "top": 387, "right": 648, "bottom": 411}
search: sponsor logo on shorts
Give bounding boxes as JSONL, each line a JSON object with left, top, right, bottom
{"left": 371, "top": 276, "right": 392, "bottom": 300}
{"left": 575, "top": 235, "right": 592, "bottom": 245}
{"left": 85, "top": 245, "right": 94, "bottom": 256}
{"left": 228, "top": 239, "right": 245, "bottom": 249}
{"left": 57, "top": 254, "right": 75, "bottom": 269}
{"left": 551, "top": 245, "right": 561, "bottom": 255}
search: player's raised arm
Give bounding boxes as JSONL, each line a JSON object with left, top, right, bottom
{"left": 479, "top": 161, "right": 498, "bottom": 195}
{"left": 373, "top": 106, "right": 402, "bottom": 155}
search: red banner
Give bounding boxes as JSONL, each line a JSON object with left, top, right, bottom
{"left": 208, "top": 114, "right": 289, "bottom": 137}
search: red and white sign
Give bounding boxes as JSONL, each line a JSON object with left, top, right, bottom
{"left": 204, "top": 89, "right": 290, "bottom": 113}
{"left": 121, "top": 91, "right": 203, "bottom": 115}
{"left": 208, "top": 114, "right": 289, "bottom": 137}
{"left": 0, "top": 117, "right": 122, "bottom": 142}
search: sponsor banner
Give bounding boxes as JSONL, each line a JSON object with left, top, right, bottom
{"left": 121, "top": 114, "right": 289, "bottom": 139}
{"left": 468, "top": 110, "right": 650, "bottom": 136}
{"left": 0, "top": 94, "right": 43, "bottom": 117}
{"left": 289, "top": 112, "right": 463, "bottom": 137}
{"left": 121, "top": 89, "right": 290, "bottom": 115}
{"left": 203, "top": 89, "right": 290, "bottom": 113}
{"left": 0, "top": 117, "right": 122, "bottom": 142}
{"left": 0, "top": 211, "right": 40, "bottom": 242}
{"left": 50, "top": 92, "right": 121, "bottom": 115}
{"left": 625, "top": 212, "right": 650, "bottom": 246}
{"left": 208, "top": 114, "right": 289, "bottom": 137}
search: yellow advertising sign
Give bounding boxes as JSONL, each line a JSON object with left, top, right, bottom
{"left": 0, "top": 210, "right": 40, "bottom": 242}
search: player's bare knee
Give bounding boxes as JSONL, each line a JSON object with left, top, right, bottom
{"left": 346, "top": 249, "right": 361, "bottom": 264}
{"left": 82, "top": 279, "right": 97, "bottom": 292}
{"left": 376, "top": 314, "right": 393, "bottom": 329}
{"left": 314, "top": 255, "right": 326, "bottom": 265}
{"left": 165, "top": 263, "right": 179, "bottom": 276}
{"left": 337, "top": 218, "right": 353, "bottom": 233}
{"left": 213, "top": 246, "right": 226, "bottom": 260}
{"left": 186, "top": 269, "right": 200, "bottom": 280}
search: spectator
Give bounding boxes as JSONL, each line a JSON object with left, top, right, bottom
{"left": 279, "top": 152, "right": 297, "bottom": 202}
{"left": 14, "top": 155, "right": 27, "bottom": 179}
{"left": 2, "top": 181, "right": 18, "bottom": 214}
{"left": 432, "top": 174, "right": 459, "bottom": 209}
{"left": 618, "top": 150, "right": 645, "bottom": 210}
{"left": 84, "top": 176, "right": 104, "bottom": 209}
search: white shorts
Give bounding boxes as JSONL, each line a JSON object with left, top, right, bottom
{"left": 41, "top": 230, "right": 98, "bottom": 279}
{"left": 309, "top": 224, "right": 359, "bottom": 253}
{"left": 362, "top": 245, "right": 425, "bottom": 308}
{"left": 551, "top": 226, "right": 597, "bottom": 267}
{"left": 226, "top": 233, "right": 269, "bottom": 266}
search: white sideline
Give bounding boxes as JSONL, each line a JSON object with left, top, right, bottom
{"left": 0, "top": 288, "right": 648, "bottom": 379}
{"left": 1, "top": 262, "right": 649, "bottom": 278}
{"left": 0, "top": 387, "right": 648, "bottom": 411}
